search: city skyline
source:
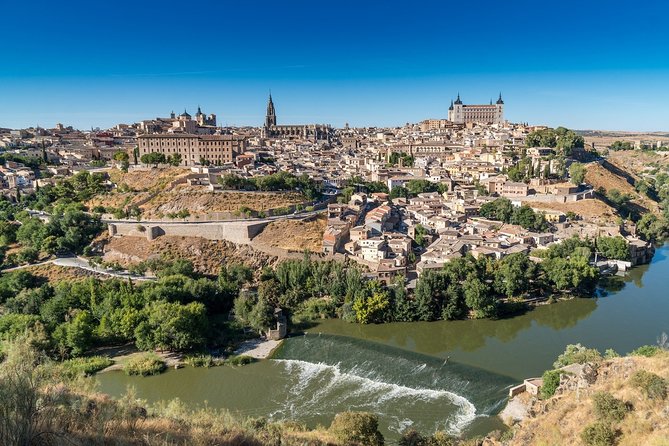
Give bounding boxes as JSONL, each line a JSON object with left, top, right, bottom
{"left": 2, "top": 0, "right": 669, "bottom": 131}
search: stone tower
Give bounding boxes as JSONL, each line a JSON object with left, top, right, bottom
{"left": 265, "top": 93, "right": 277, "bottom": 128}
{"left": 450, "top": 93, "right": 463, "bottom": 123}
{"left": 496, "top": 93, "right": 504, "bottom": 125}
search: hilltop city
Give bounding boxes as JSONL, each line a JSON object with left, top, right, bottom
{"left": 2, "top": 91, "right": 669, "bottom": 445}
{"left": 1, "top": 93, "right": 663, "bottom": 280}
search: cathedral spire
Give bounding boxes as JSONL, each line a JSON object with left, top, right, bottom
{"left": 265, "top": 93, "right": 277, "bottom": 128}
{"left": 496, "top": 93, "right": 504, "bottom": 105}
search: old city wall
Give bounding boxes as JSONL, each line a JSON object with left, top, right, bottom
{"left": 108, "top": 220, "right": 270, "bottom": 245}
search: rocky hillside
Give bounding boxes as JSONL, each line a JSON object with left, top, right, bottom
{"left": 585, "top": 161, "right": 660, "bottom": 215}
{"left": 499, "top": 350, "right": 669, "bottom": 446}
{"left": 103, "top": 235, "right": 278, "bottom": 276}
{"left": 253, "top": 214, "right": 326, "bottom": 252}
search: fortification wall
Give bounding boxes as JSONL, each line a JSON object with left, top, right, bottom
{"left": 108, "top": 220, "right": 270, "bottom": 244}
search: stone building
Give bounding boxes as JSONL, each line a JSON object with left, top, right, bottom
{"left": 137, "top": 133, "right": 247, "bottom": 166}
{"left": 262, "top": 94, "right": 332, "bottom": 141}
{"left": 448, "top": 93, "right": 505, "bottom": 125}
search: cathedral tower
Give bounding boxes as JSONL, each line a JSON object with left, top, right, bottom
{"left": 265, "top": 93, "right": 277, "bottom": 128}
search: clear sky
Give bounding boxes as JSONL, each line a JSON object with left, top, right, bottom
{"left": 2, "top": 0, "right": 668, "bottom": 131}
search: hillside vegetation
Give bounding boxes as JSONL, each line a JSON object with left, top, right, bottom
{"left": 89, "top": 168, "right": 309, "bottom": 219}
{"left": 500, "top": 346, "right": 669, "bottom": 446}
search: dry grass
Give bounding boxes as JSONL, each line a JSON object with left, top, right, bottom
{"left": 89, "top": 168, "right": 308, "bottom": 218}
{"left": 530, "top": 199, "right": 617, "bottom": 222}
{"left": 108, "top": 167, "right": 189, "bottom": 192}
{"left": 24, "top": 263, "right": 104, "bottom": 282}
{"left": 585, "top": 162, "right": 659, "bottom": 214}
{"left": 254, "top": 215, "right": 327, "bottom": 252}
{"left": 103, "top": 235, "right": 278, "bottom": 276}
{"left": 505, "top": 352, "right": 669, "bottom": 446}
{"left": 140, "top": 187, "right": 306, "bottom": 218}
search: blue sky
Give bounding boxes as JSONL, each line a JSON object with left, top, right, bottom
{"left": 2, "top": 0, "right": 668, "bottom": 131}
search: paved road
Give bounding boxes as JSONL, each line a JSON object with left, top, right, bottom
{"left": 53, "top": 257, "right": 154, "bottom": 281}
{"left": 1, "top": 257, "right": 154, "bottom": 281}
{"left": 2, "top": 259, "right": 54, "bottom": 272}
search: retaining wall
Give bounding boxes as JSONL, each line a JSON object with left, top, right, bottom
{"left": 108, "top": 220, "right": 270, "bottom": 244}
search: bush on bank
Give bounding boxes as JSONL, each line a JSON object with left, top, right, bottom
{"left": 123, "top": 352, "right": 166, "bottom": 376}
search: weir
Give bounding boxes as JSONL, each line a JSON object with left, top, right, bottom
{"left": 271, "top": 334, "right": 515, "bottom": 435}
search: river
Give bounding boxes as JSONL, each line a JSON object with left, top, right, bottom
{"left": 97, "top": 245, "right": 669, "bottom": 439}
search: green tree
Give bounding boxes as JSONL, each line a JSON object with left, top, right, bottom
{"left": 167, "top": 153, "right": 182, "bottom": 166}
{"left": 413, "top": 270, "right": 443, "bottom": 321}
{"left": 494, "top": 253, "right": 536, "bottom": 298}
{"left": 596, "top": 236, "right": 629, "bottom": 261}
{"left": 113, "top": 151, "right": 129, "bottom": 163}
{"left": 134, "top": 301, "right": 208, "bottom": 351}
{"left": 463, "top": 274, "right": 497, "bottom": 318}
{"left": 353, "top": 285, "right": 390, "bottom": 324}
{"left": 479, "top": 197, "right": 514, "bottom": 222}
{"left": 569, "top": 162, "right": 586, "bottom": 185}
{"left": 140, "top": 152, "right": 166, "bottom": 167}
{"left": 53, "top": 310, "right": 96, "bottom": 357}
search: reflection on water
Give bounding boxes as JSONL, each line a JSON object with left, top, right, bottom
{"left": 97, "top": 245, "right": 669, "bottom": 440}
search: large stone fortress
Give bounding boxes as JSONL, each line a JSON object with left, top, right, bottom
{"left": 262, "top": 94, "right": 332, "bottom": 142}
{"left": 448, "top": 93, "right": 504, "bottom": 125}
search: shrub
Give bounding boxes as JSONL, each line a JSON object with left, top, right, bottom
{"left": 123, "top": 353, "right": 166, "bottom": 376}
{"left": 592, "top": 392, "right": 629, "bottom": 422}
{"left": 226, "top": 355, "right": 255, "bottom": 367}
{"left": 428, "top": 431, "right": 457, "bottom": 445}
{"left": 399, "top": 428, "right": 424, "bottom": 446}
{"left": 631, "top": 370, "right": 667, "bottom": 400}
{"left": 604, "top": 349, "right": 620, "bottom": 359}
{"left": 61, "top": 356, "right": 114, "bottom": 376}
{"left": 540, "top": 369, "right": 565, "bottom": 399}
{"left": 329, "top": 411, "right": 384, "bottom": 446}
{"left": 630, "top": 345, "right": 661, "bottom": 357}
{"left": 553, "top": 343, "right": 602, "bottom": 368}
{"left": 580, "top": 422, "right": 618, "bottom": 446}
{"left": 185, "top": 354, "right": 221, "bottom": 368}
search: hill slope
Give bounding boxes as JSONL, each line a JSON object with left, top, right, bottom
{"left": 501, "top": 351, "right": 669, "bottom": 446}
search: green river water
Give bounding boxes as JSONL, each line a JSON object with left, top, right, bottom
{"left": 97, "top": 245, "right": 669, "bottom": 439}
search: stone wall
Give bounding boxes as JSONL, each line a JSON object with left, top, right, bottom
{"left": 108, "top": 220, "right": 270, "bottom": 245}
{"left": 519, "top": 189, "right": 595, "bottom": 204}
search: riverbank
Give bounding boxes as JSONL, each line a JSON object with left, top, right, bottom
{"left": 234, "top": 338, "right": 283, "bottom": 359}
{"left": 95, "top": 245, "right": 669, "bottom": 441}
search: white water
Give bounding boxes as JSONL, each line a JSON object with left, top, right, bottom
{"left": 272, "top": 358, "right": 478, "bottom": 434}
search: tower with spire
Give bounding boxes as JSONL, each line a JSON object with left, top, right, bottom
{"left": 448, "top": 93, "right": 464, "bottom": 122}
{"left": 265, "top": 93, "right": 277, "bottom": 129}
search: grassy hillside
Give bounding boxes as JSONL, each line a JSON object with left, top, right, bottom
{"left": 500, "top": 348, "right": 669, "bottom": 446}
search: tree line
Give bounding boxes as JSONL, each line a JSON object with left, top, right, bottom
{"left": 0, "top": 259, "right": 254, "bottom": 358}
{"left": 218, "top": 171, "right": 322, "bottom": 200}
{"left": 478, "top": 197, "right": 548, "bottom": 232}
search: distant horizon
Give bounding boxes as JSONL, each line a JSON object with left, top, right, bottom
{"left": 2, "top": 0, "right": 668, "bottom": 132}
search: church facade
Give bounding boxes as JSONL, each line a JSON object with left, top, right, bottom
{"left": 448, "top": 93, "right": 505, "bottom": 125}
{"left": 262, "top": 94, "right": 332, "bottom": 142}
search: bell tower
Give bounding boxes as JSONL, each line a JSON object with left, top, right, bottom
{"left": 265, "top": 93, "right": 277, "bottom": 128}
